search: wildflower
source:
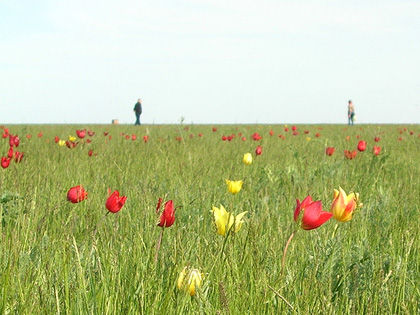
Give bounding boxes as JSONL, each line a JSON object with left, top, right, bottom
{"left": 106, "top": 190, "right": 127, "bottom": 213}
{"left": 294, "top": 195, "right": 332, "bottom": 230}
{"left": 331, "top": 187, "right": 359, "bottom": 222}
{"left": 225, "top": 179, "right": 243, "bottom": 194}
{"left": 211, "top": 205, "right": 247, "bottom": 236}
{"left": 177, "top": 267, "right": 203, "bottom": 296}
{"left": 67, "top": 185, "right": 88, "bottom": 203}
{"left": 243, "top": 153, "right": 253, "bottom": 165}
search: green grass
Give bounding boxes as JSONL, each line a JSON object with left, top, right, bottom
{"left": 0, "top": 124, "right": 419, "bottom": 314}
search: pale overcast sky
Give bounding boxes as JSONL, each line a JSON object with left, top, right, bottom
{"left": 1, "top": 0, "right": 419, "bottom": 124}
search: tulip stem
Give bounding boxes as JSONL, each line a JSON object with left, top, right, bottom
{"left": 154, "top": 228, "right": 164, "bottom": 264}
{"left": 281, "top": 230, "right": 296, "bottom": 275}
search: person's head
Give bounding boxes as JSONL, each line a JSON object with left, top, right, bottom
{"left": 138, "top": 98, "right": 141, "bottom": 103}
{"left": 348, "top": 100, "right": 352, "bottom": 104}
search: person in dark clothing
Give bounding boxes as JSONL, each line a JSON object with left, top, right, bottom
{"left": 133, "top": 99, "right": 142, "bottom": 125}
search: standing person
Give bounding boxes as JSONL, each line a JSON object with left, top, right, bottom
{"left": 134, "top": 99, "right": 142, "bottom": 125}
{"left": 348, "top": 100, "right": 355, "bottom": 125}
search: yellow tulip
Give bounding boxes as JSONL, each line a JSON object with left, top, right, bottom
{"left": 306, "top": 137, "right": 311, "bottom": 141}
{"left": 68, "top": 135, "right": 76, "bottom": 142}
{"left": 331, "top": 187, "right": 359, "bottom": 222}
{"left": 211, "top": 205, "right": 247, "bottom": 236}
{"left": 243, "top": 153, "right": 253, "bottom": 165}
{"left": 177, "top": 267, "right": 203, "bottom": 296}
{"left": 58, "top": 140, "right": 66, "bottom": 146}
{"left": 225, "top": 179, "right": 243, "bottom": 194}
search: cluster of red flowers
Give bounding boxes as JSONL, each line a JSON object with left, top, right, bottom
{"left": 326, "top": 137, "right": 383, "bottom": 159}
{"left": 1, "top": 127, "right": 24, "bottom": 169}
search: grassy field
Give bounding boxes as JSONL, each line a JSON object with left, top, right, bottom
{"left": 0, "top": 124, "right": 419, "bottom": 314}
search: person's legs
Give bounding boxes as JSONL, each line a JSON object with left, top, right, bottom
{"left": 135, "top": 113, "right": 140, "bottom": 125}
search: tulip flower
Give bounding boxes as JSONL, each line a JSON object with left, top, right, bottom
{"left": 88, "top": 130, "right": 95, "bottom": 137}
{"left": 255, "top": 145, "right": 262, "bottom": 156}
{"left": 157, "top": 200, "right": 176, "bottom": 227}
{"left": 373, "top": 146, "right": 381, "bottom": 156}
{"left": 331, "top": 187, "right": 359, "bottom": 222}
{"left": 225, "top": 179, "right": 243, "bottom": 194}
{"left": 344, "top": 150, "right": 357, "bottom": 160}
{"left": 243, "top": 153, "right": 253, "bottom": 165}
{"left": 106, "top": 190, "right": 127, "bottom": 213}
{"left": 1, "top": 157, "right": 11, "bottom": 169}
{"left": 292, "top": 126, "right": 297, "bottom": 131}
{"left": 212, "top": 127, "right": 217, "bottom": 132}
{"left": 58, "top": 140, "right": 66, "bottom": 146}
{"left": 357, "top": 140, "right": 367, "bottom": 152}
{"left": 269, "top": 130, "right": 274, "bottom": 136}
{"left": 177, "top": 267, "right": 203, "bottom": 296}
{"left": 131, "top": 134, "right": 137, "bottom": 141}
{"left": 294, "top": 195, "right": 332, "bottom": 230}
{"left": 315, "top": 133, "right": 321, "bottom": 137}
{"left": 9, "top": 135, "right": 20, "bottom": 147}
{"left": 68, "top": 135, "right": 76, "bottom": 142}
{"left": 7, "top": 147, "right": 13, "bottom": 158}
{"left": 67, "top": 185, "right": 88, "bottom": 203}
{"left": 37, "top": 132, "right": 43, "bottom": 138}
{"left": 326, "top": 147, "right": 335, "bottom": 156}
{"left": 76, "top": 129, "right": 86, "bottom": 139}
{"left": 252, "top": 132, "right": 262, "bottom": 141}
{"left": 54, "top": 136, "right": 60, "bottom": 143}
{"left": 14, "top": 151, "right": 24, "bottom": 163}
{"left": 211, "top": 205, "right": 247, "bottom": 236}
{"left": 374, "top": 137, "right": 380, "bottom": 142}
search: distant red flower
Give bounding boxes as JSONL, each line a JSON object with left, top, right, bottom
{"left": 157, "top": 199, "right": 176, "bottom": 227}
{"left": 175, "top": 136, "right": 182, "bottom": 142}
{"left": 7, "top": 147, "right": 13, "bottom": 158}
{"left": 255, "top": 145, "right": 263, "bottom": 156}
{"left": 292, "top": 126, "right": 297, "bottom": 131}
{"left": 222, "top": 136, "right": 227, "bottom": 141}
{"left": 344, "top": 150, "right": 357, "bottom": 159}
{"left": 357, "top": 140, "right": 367, "bottom": 152}
{"left": 54, "top": 136, "right": 60, "bottom": 143}
{"left": 325, "top": 147, "right": 335, "bottom": 156}
{"left": 198, "top": 133, "right": 203, "bottom": 137}
{"left": 292, "top": 131, "right": 299, "bottom": 136}
{"left": 9, "top": 135, "right": 20, "bottom": 147}
{"left": 67, "top": 185, "right": 88, "bottom": 203}
{"left": 294, "top": 195, "right": 332, "bottom": 230}
{"left": 398, "top": 137, "right": 403, "bottom": 141}
{"left": 106, "top": 190, "right": 127, "bottom": 213}
{"left": 269, "top": 130, "right": 274, "bottom": 136}
{"left": 252, "top": 132, "right": 262, "bottom": 141}
{"left": 304, "top": 130, "right": 309, "bottom": 134}
{"left": 88, "top": 149, "right": 93, "bottom": 157}
{"left": 356, "top": 135, "right": 360, "bottom": 139}
{"left": 76, "top": 129, "right": 86, "bottom": 139}
{"left": 212, "top": 127, "right": 217, "bottom": 132}
{"left": 132, "top": 134, "right": 137, "bottom": 141}
{"left": 86, "top": 139, "right": 92, "bottom": 143}
{"left": 1, "top": 157, "right": 11, "bottom": 169}
{"left": 409, "top": 131, "right": 414, "bottom": 135}
{"left": 14, "top": 151, "right": 24, "bottom": 163}
{"left": 227, "top": 135, "right": 233, "bottom": 141}
{"left": 345, "top": 136, "right": 350, "bottom": 141}
{"left": 374, "top": 137, "right": 380, "bottom": 142}
{"left": 88, "top": 130, "right": 95, "bottom": 137}
{"left": 189, "top": 134, "right": 194, "bottom": 139}
{"left": 284, "top": 127, "right": 289, "bottom": 132}
{"left": 125, "top": 135, "right": 130, "bottom": 140}
{"left": 66, "top": 140, "right": 78, "bottom": 149}
{"left": 143, "top": 135, "right": 149, "bottom": 143}
{"left": 315, "top": 133, "right": 321, "bottom": 138}
{"left": 37, "top": 132, "right": 43, "bottom": 138}
{"left": 241, "top": 136, "right": 246, "bottom": 141}
{"left": 278, "top": 134, "right": 285, "bottom": 140}
{"left": 26, "top": 134, "right": 32, "bottom": 139}
{"left": 373, "top": 146, "right": 381, "bottom": 156}
{"left": 104, "top": 132, "right": 109, "bottom": 136}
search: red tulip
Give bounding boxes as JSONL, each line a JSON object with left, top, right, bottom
{"left": 292, "top": 131, "right": 299, "bottom": 136}
{"left": 315, "top": 133, "right": 321, "bottom": 138}
{"left": 125, "top": 135, "right": 130, "bottom": 140}
{"left": 9, "top": 135, "right": 20, "bottom": 147}
{"left": 86, "top": 139, "right": 92, "bottom": 143}
{"left": 252, "top": 132, "right": 262, "bottom": 141}
{"left": 176, "top": 136, "right": 182, "bottom": 142}
{"left": 1, "top": 157, "right": 11, "bottom": 169}
{"left": 241, "top": 136, "right": 247, "bottom": 141}
{"left": 106, "top": 190, "right": 127, "bottom": 213}
{"left": 104, "top": 132, "right": 109, "bottom": 136}
{"left": 88, "top": 130, "right": 95, "bottom": 137}
{"left": 14, "top": 151, "right": 24, "bottom": 163}
{"left": 373, "top": 146, "right": 381, "bottom": 156}
{"left": 344, "top": 150, "right": 357, "bottom": 159}
{"left": 157, "top": 199, "right": 176, "bottom": 227}
{"left": 292, "top": 126, "right": 297, "bottom": 131}
{"left": 222, "top": 136, "right": 227, "bottom": 141}
{"left": 38, "top": 132, "right": 43, "bottom": 138}
{"left": 325, "top": 147, "right": 335, "bottom": 156}
{"left": 54, "top": 136, "right": 60, "bottom": 143}
{"left": 76, "top": 130, "right": 86, "bottom": 139}
{"left": 198, "top": 133, "right": 203, "bottom": 137}
{"left": 294, "top": 195, "right": 332, "bottom": 230}
{"left": 304, "top": 130, "right": 309, "bottom": 134}
{"left": 357, "top": 140, "right": 367, "bottom": 152}
{"left": 66, "top": 140, "right": 78, "bottom": 148}
{"left": 374, "top": 137, "right": 380, "bottom": 142}
{"left": 67, "top": 185, "right": 88, "bottom": 203}
{"left": 143, "top": 135, "right": 149, "bottom": 143}
{"left": 269, "top": 130, "right": 274, "bottom": 136}
{"left": 7, "top": 147, "right": 13, "bottom": 158}
{"left": 26, "top": 134, "right": 32, "bottom": 139}
{"left": 227, "top": 135, "right": 233, "bottom": 141}
{"left": 284, "top": 127, "right": 289, "bottom": 132}
{"left": 88, "top": 149, "right": 93, "bottom": 157}
{"left": 255, "top": 145, "right": 263, "bottom": 156}
{"left": 212, "top": 127, "right": 217, "bottom": 132}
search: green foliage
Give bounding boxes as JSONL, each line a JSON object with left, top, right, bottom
{"left": 0, "top": 124, "right": 419, "bottom": 313}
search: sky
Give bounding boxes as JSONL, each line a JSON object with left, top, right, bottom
{"left": 1, "top": 0, "right": 419, "bottom": 124}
